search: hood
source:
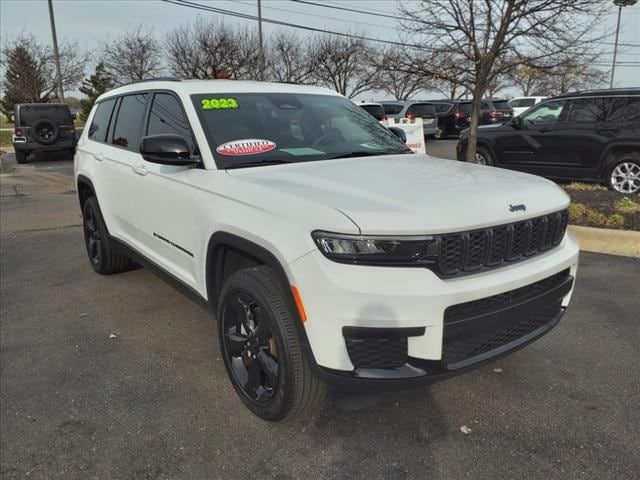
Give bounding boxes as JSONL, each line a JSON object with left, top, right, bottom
{"left": 227, "top": 155, "right": 569, "bottom": 235}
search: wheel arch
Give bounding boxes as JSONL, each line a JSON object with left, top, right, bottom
{"left": 205, "top": 232, "right": 319, "bottom": 368}
{"left": 597, "top": 142, "right": 640, "bottom": 178}
{"left": 76, "top": 174, "right": 96, "bottom": 210}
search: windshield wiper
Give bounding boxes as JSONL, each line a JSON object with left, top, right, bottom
{"left": 225, "top": 159, "right": 291, "bottom": 169}
{"left": 328, "top": 149, "right": 411, "bottom": 160}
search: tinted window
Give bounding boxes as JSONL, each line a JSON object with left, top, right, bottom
{"left": 112, "top": 94, "right": 148, "bottom": 151}
{"left": 521, "top": 99, "right": 567, "bottom": 124}
{"left": 360, "top": 104, "right": 385, "bottom": 120}
{"left": 147, "top": 93, "right": 195, "bottom": 150}
{"left": 606, "top": 96, "right": 640, "bottom": 123}
{"left": 382, "top": 103, "right": 403, "bottom": 115}
{"left": 566, "top": 98, "right": 606, "bottom": 123}
{"left": 406, "top": 103, "right": 435, "bottom": 117}
{"left": 519, "top": 98, "right": 536, "bottom": 107}
{"left": 434, "top": 103, "right": 453, "bottom": 114}
{"left": 19, "top": 105, "right": 72, "bottom": 126}
{"left": 492, "top": 100, "right": 511, "bottom": 110}
{"left": 88, "top": 99, "right": 116, "bottom": 142}
{"left": 457, "top": 103, "right": 472, "bottom": 114}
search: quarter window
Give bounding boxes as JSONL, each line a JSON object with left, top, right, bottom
{"left": 147, "top": 93, "right": 195, "bottom": 150}
{"left": 88, "top": 99, "right": 116, "bottom": 142}
{"left": 111, "top": 94, "right": 148, "bottom": 151}
{"left": 606, "top": 97, "right": 640, "bottom": 123}
{"left": 565, "top": 98, "right": 606, "bottom": 123}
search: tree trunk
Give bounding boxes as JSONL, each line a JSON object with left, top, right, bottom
{"left": 465, "top": 89, "right": 483, "bottom": 163}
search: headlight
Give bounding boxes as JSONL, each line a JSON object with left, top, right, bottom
{"left": 312, "top": 231, "right": 437, "bottom": 266}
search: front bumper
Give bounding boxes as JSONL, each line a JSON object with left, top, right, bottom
{"left": 288, "top": 231, "right": 579, "bottom": 388}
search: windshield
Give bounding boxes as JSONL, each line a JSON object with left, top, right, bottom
{"left": 19, "top": 105, "right": 72, "bottom": 126}
{"left": 492, "top": 100, "right": 512, "bottom": 110}
{"left": 192, "top": 93, "right": 409, "bottom": 168}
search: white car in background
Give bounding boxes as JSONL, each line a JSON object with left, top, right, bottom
{"left": 509, "top": 96, "right": 548, "bottom": 116}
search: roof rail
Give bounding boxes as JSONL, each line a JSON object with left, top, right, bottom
{"left": 121, "top": 77, "right": 181, "bottom": 86}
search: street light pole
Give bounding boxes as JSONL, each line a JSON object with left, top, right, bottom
{"left": 257, "top": 0, "right": 264, "bottom": 81}
{"left": 610, "top": 0, "right": 638, "bottom": 88}
{"left": 47, "top": 0, "right": 65, "bottom": 103}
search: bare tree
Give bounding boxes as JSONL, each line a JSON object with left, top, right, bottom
{"left": 0, "top": 34, "right": 86, "bottom": 115}
{"left": 266, "top": 32, "right": 317, "bottom": 84}
{"left": 541, "top": 51, "right": 608, "bottom": 95}
{"left": 372, "top": 47, "right": 424, "bottom": 100}
{"left": 102, "top": 27, "right": 163, "bottom": 85}
{"left": 508, "top": 64, "right": 550, "bottom": 96}
{"left": 400, "top": 0, "right": 608, "bottom": 162}
{"left": 308, "top": 35, "right": 379, "bottom": 99}
{"left": 165, "top": 20, "right": 262, "bottom": 80}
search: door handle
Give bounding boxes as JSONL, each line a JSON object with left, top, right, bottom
{"left": 93, "top": 152, "right": 104, "bottom": 161}
{"left": 132, "top": 164, "right": 148, "bottom": 176}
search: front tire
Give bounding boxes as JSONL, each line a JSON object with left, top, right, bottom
{"left": 82, "top": 197, "right": 131, "bottom": 274}
{"left": 607, "top": 153, "right": 640, "bottom": 194}
{"left": 474, "top": 146, "right": 494, "bottom": 166}
{"left": 218, "top": 266, "right": 326, "bottom": 421}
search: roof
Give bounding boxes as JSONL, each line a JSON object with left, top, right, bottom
{"left": 358, "top": 102, "right": 383, "bottom": 107}
{"left": 96, "top": 79, "right": 341, "bottom": 103}
{"left": 553, "top": 87, "right": 640, "bottom": 99}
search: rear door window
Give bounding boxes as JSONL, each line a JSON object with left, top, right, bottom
{"left": 88, "top": 99, "right": 116, "bottom": 142}
{"left": 111, "top": 94, "right": 149, "bottom": 151}
{"left": 146, "top": 93, "right": 195, "bottom": 151}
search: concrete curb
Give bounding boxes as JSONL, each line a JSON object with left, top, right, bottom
{"left": 570, "top": 225, "right": 640, "bottom": 258}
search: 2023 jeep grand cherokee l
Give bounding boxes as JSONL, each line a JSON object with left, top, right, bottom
{"left": 75, "top": 79, "right": 579, "bottom": 421}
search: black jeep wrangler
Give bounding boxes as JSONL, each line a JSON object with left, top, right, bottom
{"left": 12, "top": 103, "right": 77, "bottom": 164}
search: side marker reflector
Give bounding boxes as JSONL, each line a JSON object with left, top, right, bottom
{"left": 290, "top": 285, "right": 307, "bottom": 323}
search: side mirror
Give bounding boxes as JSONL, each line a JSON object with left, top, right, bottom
{"left": 71, "top": 113, "right": 77, "bottom": 121}
{"left": 511, "top": 116, "right": 523, "bottom": 129}
{"left": 140, "top": 134, "right": 199, "bottom": 166}
{"left": 388, "top": 127, "right": 407, "bottom": 143}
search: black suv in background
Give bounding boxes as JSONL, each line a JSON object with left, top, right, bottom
{"left": 480, "top": 99, "right": 514, "bottom": 125}
{"left": 457, "top": 89, "right": 640, "bottom": 194}
{"left": 425, "top": 100, "right": 472, "bottom": 139}
{"left": 12, "top": 103, "right": 76, "bottom": 164}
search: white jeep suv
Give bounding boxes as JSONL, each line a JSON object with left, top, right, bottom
{"left": 75, "top": 79, "right": 579, "bottom": 421}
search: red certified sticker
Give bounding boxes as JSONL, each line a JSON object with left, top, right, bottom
{"left": 216, "top": 139, "right": 277, "bottom": 156}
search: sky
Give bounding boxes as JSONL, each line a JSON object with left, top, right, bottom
{"left": 1, "top": 0, "right": 639, "bottom": 100}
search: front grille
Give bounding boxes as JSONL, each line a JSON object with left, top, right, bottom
{"left": 345, "top": 337, "right": 408, "bottom": 369}
{"left": 442, "top": 269, "right": 571, "bottom": 368}
{"left": 435, "top": 210, "right": 568, "bottom": 278}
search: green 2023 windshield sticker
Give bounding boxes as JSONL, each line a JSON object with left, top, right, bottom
{"left": 201, "top": 98, "right": 239, "bottom": 110}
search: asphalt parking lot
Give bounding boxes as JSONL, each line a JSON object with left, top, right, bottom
{"left": 1, "top": 151, "right": 639, "bottom": 480}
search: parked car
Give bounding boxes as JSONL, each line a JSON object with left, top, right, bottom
{"left": 425, "top": 100, "right": 472, "bottom": 139}
{"left": 76, "top": 78, "right": 579, "bottom": 420}
{"left": 12, "top": 103, "right": 77, "bottom": 164}
{"left": 457, "top": 88, "right": 640, "bottom": 194}
{"left": 358, "top": 102, "right": 386, "bottom": 121}
{"left": 480, "top": 98, "right": 514, "bottom": 125}
{"left": 379, "top": 100, "right": 439, "bottom": 137}
{"left": 509, "top": 96, "right": 548, "bottom": 117}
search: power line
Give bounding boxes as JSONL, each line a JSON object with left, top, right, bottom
{"left": 290, "top": 0, "right": 405, "bottom": 21}
{"left": 161, "top": 0, "right": 429, "bottom": 50}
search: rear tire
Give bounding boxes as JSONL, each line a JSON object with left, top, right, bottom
{"left": 606, "top": 153, "right": 640, "bottom": 194}
{"left": 15, "top": 151, "right": 28, "bottom": 164}
{"left": 82, "top": 197, "right": 132, "bottom": 274}
{"left": 218, "top": 266, "right": 327, "bottom": 421}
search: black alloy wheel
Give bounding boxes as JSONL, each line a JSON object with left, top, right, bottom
{"left": 83, "top": 200, "right": 103, "bottom": 269}
{"left": 218, "top": 266, "right": 327, "bottom": 421}
{"left": 82, "top": 197, "right": 131, "bottom": 274}
{"left": 222, "top": 292, "right": 280, "bottom": 404}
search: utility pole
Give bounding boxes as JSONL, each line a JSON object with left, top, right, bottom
{"left": 47, "top": 0, "right": 65, "bottom": 102}
{"left": 257, "top": 0, "right": 264, "bottom": 81}
{"left": 611, "top": 0, "right": 638, "bottom": 88}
